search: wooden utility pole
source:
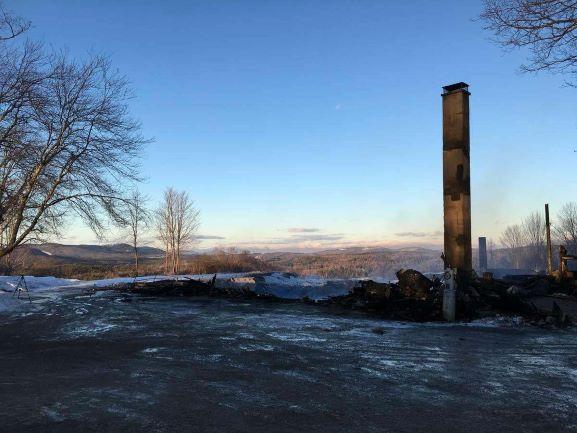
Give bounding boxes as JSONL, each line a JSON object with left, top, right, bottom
{"left": 545, "top": 204, "right": 553, "bottom": 275}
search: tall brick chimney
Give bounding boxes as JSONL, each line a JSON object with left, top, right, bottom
{"left": 442, "top": 82, "right": 472, "bottom": 273}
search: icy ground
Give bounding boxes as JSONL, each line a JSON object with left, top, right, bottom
{"left": 0, "top": 277, "right": 577, "bottom": 432}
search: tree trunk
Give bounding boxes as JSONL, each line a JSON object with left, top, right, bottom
{"left": 134, "top": 245, "right": 139, "bottom": 277}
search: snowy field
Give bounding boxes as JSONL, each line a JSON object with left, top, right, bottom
{"left": 0, "top": 274, "right": 576, "bottom": 432}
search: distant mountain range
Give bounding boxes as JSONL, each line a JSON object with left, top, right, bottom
{"left": 13, "top": 243, "right": 164, "bottom": 265}
{"left": 8, "top": 242, "right": 449, "bottom": 280}
{"left": 256, "top": 246, "right": 444, "bottom": 279}
{"left": 5, "top": 242, "right": 551, "bottom": 280}
{"left": 11, "top": 242, "right": 441, "bottom": 266}
{"left": 10, "top": 241, "right": 539, "bottom": 281}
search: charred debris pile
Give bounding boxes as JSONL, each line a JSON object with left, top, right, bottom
{"left": 106, "top": 269, "right": 575, "bottom": 327}
{"left": 335, "top": 270, "right": 574, "bottom": 327}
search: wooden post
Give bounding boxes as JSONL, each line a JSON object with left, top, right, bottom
{"left": 545, "top": 204, "right": 553, "bottom": 275}
{"left": 559, "top": 245, "right": 567, "bottom": 279}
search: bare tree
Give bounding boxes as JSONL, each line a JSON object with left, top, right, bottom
{"left": 155, "top": 188, "right": 200, "bottom": 275}
{"left": 500, "top": 224, "right": 526, "bottom": 268}
{"left": 554, "top": 202, "right": 577, "bottom": 254}
{"left": 481, "top": 0, "right": 577, "bottom": 83}
{"left": 522, "top": 211, "right": 546, "bottom": 270}
{"left": 0, "top": 6, "right": 146, "bottom": 259}
{"left": 0, "top": 9, "right": 46, "bottom": 265}
{"left": 174, "top": 190, "right": 200, "bottom": 273}
{"left": 488, "top": 238, "right": 496, "bottom": 268}
{"left": 126, "top": 189, "right": 150, "bottom": 277}
{"left": 155, "top": 188, "right": 175, "bottom": 274}
{"left": 500, "top": 211, "right": 547, "bottom": 269}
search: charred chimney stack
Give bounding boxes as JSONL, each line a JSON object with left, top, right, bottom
{"left": 442, "top": 82, "right": 472, "bottom": 274}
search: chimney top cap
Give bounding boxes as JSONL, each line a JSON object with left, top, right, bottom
{"left": 442, "top": 82, "right": 469, "bottom": 94}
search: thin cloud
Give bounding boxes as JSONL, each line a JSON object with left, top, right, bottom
{"left": 246, "top": 233, "right": 344, "bottom": 246}
{"left": 286, "top": 228, "right": 321, "bottom": 233}
{"left": 194, "top": 235, "right": 226, "bottom": 240}
{"left": 395, "top": 231, "right": 442, "bottom": 238}
{"left": 290, "top": 234, "right": 344, "bottom": 242}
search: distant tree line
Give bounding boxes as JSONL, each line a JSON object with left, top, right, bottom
{"left": 498, "top": 202, "right": 577, "bottom": 270}
{"left": 6, "top": 247, "right": 269, "bottom": 280}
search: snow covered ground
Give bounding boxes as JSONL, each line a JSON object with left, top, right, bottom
{"left": 0, "top": 275, "right": 81, "bottom": 293}
{"left": 0, "top": 272, "right": 360, "bottom": 314}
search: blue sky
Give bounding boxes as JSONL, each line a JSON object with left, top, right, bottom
{"left": 12, "top": 0, "right": 577, "bottom": 251}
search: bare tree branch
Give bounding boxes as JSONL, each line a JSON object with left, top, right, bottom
{"left": 481, "top": 0, "right": 577, "bottom": 83}
{"left": 0, "top": 12, "right": 148, "bottom": 259}
{"left": 0, "top": 3, "right": 30, "bottom": 41}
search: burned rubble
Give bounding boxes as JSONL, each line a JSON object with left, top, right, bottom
{"left": 104, "top": 268, "right": 575, "bottom": 327}
{"left": 331, "top": 270, "right": 575, "bottom": 326}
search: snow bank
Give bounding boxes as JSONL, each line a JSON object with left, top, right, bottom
{"left": 0, "top": 272, "right": 356, "bottom": 314}
{"left": 0, "top": 276, "right": 82, "bottom": 313}
{"left": 219, "top": 273, "right": 356, "bottom": 301}
{"left": 259, "top": 273, "right": 354, "bottom": 300}
{"left": 0, "top": 273, "right": 252, "bottom": 294}
{"left": 0, "top": 276, "right": 80, "bottom": 293}
{"left": 263, "top": 273, "right": 328, "bottom": 287}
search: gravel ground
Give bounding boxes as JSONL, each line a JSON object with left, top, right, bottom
{"left": 1, "top": 289, "right": 576, "bottom": 432}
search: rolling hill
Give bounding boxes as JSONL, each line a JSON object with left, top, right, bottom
{"left": 12, "top": 243, "right": 164, "bottom": 265}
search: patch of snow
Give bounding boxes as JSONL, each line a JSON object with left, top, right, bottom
{"left": 254, "top": 272, "right": 355, "bottom": 300}
{"left": 465, "top": 315, "right": 525, "bottom": 328}
{"left": 0, "top": 272, "right": 249, "bottom": 314}
{"left": 267, "top": 331, "right": 327, "bottom": 343}
{"left": 0, "top": 275, "right": 80, "bottom": 292}
{"left": 263, "top": 273, "right": 327, "bottom": 287}
{"left": 0, "top": 273, "right": 247, "bottom": 294}
{"left": 142, "top": 347, "right": 164, "bottom": 353}
{"left": 62, "top": 320, "right": 118, "bottom": 338}
{"left": 41, "top": 405, "right": 65, "bottom": 422}
{"left": 238, "top": 343, "right": 275, "bottom": 352}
